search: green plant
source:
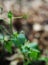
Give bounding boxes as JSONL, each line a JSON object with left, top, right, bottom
{"left": 0, "top": 11, "right": 28, "bottom": 53}
{"left": 0, "top": 11, "right": 48, "bottom": 65}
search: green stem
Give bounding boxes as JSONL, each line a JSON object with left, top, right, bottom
{"left": 10, "top": 18, "right": 13, "bottom": 34}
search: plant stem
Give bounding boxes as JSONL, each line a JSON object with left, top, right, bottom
{"left": 10, "top": 18, "right": 13, "bottom": 34}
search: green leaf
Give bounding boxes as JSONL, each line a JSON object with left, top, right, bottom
{"left": 26, "top": 42, "right": 38, "bottom": 49}
{"left": 8, "top": 11, "right": 13, "bottom": 19}
{"left": 5, "top": 41, "right": 13, "bottom": 53}
{"left": 28, "top": 49, "right": 40, "bottom": 60}
{"left": 11, "top": 33, "right": 26, "bottom": 47}
{"left": 17, "top": 33, "right": 26, "bottom": 44}
{"left": 39, "top": 56, "right": 48, "bottom": 62}
{"left": 21, "top": 42, "right": 39, "bottom": 53}
{"left": 13, "top": 32, "right": 18, "bottom": 37}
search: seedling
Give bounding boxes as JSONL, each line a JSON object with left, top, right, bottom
{"left": 0, "top": 11, "right": 47, "bottom": 65}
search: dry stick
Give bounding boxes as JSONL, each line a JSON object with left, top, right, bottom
{"left": 13, "top": 16, "right": 23, "bottom": 19}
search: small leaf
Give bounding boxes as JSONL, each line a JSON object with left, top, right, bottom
{"left": 5, "top": 41, "right": 13, "bottom": 53}
{"left": 17, "top": 33, "right": 26, "bottom": 44}
{"left": 29, "top": 49, "right": 40, "bottom": 60}
{"left": 13, "top": 32, "right": 18, "bottom": 37}
{"left": 11, "top": 33, "right": 26, "bottom": 47}
{"left": 8, "top": 11, "right": 13, "bottom": 19}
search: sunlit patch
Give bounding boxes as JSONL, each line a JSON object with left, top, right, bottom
{"left": 33, "top": 23, "right": 42, "bottom": 31}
